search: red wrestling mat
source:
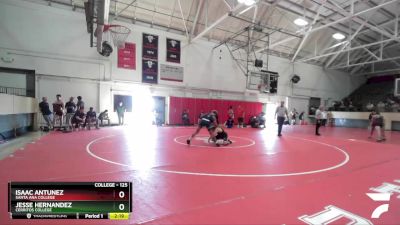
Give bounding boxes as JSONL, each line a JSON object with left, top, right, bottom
{"left": 1, "top": 125, "right": 400, "bottom": 225}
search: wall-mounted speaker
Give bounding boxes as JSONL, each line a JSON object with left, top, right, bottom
{"left": 291, "top": 75, "right": 300, "bottom": 84}
{"left": 255, "top": 59, "right": 263, "bottom": 68}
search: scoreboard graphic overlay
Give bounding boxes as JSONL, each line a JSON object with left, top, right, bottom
{"left": 9, "top": 182, "right": 132, "bottom": 220}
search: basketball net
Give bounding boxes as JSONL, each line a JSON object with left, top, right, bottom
{"left": 103, "top": 24, "right": 131, "bottom": 49}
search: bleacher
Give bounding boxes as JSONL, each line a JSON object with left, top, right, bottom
{"left": 331, "top": 75, "right": 399, "bottom": 112}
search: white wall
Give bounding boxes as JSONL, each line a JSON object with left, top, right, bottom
{"left": 0, "top": 93, "right": 37, "bottom": 115}
{"left": 0, "top": 0, "right": 366, "bottom": 122}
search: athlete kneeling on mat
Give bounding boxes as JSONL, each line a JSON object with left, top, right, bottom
{"left": 187, "top": 110, "right": 218, "bottom": 145}
{"left": 209, "top": 126, "right": 232, "bottom": 147}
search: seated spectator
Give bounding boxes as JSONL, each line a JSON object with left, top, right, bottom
{"left": 71, "top": 108, "right": 85, "bottom": 130}
{"left": 65, "top": 97, "right": 76, "bottom": 131}
{"left": 85, "top": 107, "right": 99, "bottom": 130}
{"left": 182, "top": 109, "right": 190, "bottom": 126}
{"left": 224, "top": 117, "right": 234, "bottom": 128}
{"left": 249, "top": 116, "right": 259, "bottom": 128}
{"left": 257, "top": 112, "right": 266, "bottom": 128}
{"left": 348, "top": 101, "right": 355, "bottom": 111}
{"left": 366, "top": 102, "right": 374, "bottom": 111}
{"left": 392, "top": 102, "right": 400, "bottom": 112}
{"left": 98, "top": 110, "right": 110, "bottom": 126}
{"left": 339, "top": 101, "right": 346, "bottom": 111}
{"left": 377, "top": 101, "right": 385, "bottom": 112}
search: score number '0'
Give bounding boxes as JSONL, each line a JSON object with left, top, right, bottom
{"left": 119, "top": 191, "right": 126, "bottom": 211}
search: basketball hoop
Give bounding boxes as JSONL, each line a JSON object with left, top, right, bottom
{"left": 103, "top": 24, "right": 131, "bottom": 48}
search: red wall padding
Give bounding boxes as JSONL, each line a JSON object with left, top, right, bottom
{"left": 169, "top": 97, "right": 263, "bottom": 125}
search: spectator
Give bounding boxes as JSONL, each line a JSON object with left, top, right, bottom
{"left": 249, "top": 116, "right": 259, "bottom": 128}
{"left": 52, "top": 94, "right": 64, "bottom": 129}
{"left": 291, "top": 109, "right": 298, "bottom": 125}
{"left": 349, "top": 101, "right": 355, "bottom": 111}
{"left": 116, "top": 101, "right": 126, "bottom": 125}
{"left": 182, "top": 109, "right": 190, "bottom": 126}
{"left": 366, "top": 102, "right": 374, "bottom": 111}
{"left": 98, "top": 110, "right": 110, "bottom": 126}
{"left": 39, "top": 97, "right": 53, "bottom": 129}
{"left": 228, "top": 106, "right": 234, "bottom": 119}
{"left": 392, "top": 102, "right": 400, "bottom": 112}
{"left": 65, "top": 97, "right": 76, "bottom": 131}
{"left": 275, "top": 101, "right": 289, "bottom": 137}
{"left": 76, "top": 96, "right": 84, "bottom": 110}
{"left": 257, "top": 112, "right": 266, "bottom": 128}
{"left": 377, "top": 101, "right": 385, "bottom": 112}
{"left": 85, "top": 107, "right": 99, "bottom": 130}
{"left": 299, "top": 111, "right": 305, "bottom": 125}
{"left": 236, "top": 105, "right": 245, "bottom": 128}
{"left": 224, "top": 117, "right": 234, "bottom": 128}
{"left": 339, "top": 101, "right": 346, "bottom": 111}
{"left": 315, "top": 106, "right": 324, "bottom": 136}
{"left": 71, "top": 108, "right": 85, "bottom": 130}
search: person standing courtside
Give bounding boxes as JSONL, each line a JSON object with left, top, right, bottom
{"left": 275, "top": 101, "right": 289, "bottom": 137}
{"left": 237, "top": 105, "right": 245, "bottom": 128}
{"left": 52, "top": 94, "right": 64, "bottom": 129}
{"left": 65, "top": 97, "right": 76, "bottom": 131}
{"left": 116, "top": 101, "right": 126, "bottom": 125}
{"left": 76, "top": 96, "right": 84, "bottom": 110}
{"left": 315, "top": 106, "right": 324, "bottom": 136}
{"left": 39, "top": 97, "right": 53, "bottom": 129}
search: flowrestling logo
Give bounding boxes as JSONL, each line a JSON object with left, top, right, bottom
{"left": 366, "top": 193, "right": 391, "bottom": 219}
{"left": 299, "top": 179, "right": 400, "bottom": 224}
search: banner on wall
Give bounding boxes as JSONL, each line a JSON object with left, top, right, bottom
{"left": 142, "top": 33, "right": 158, "bottom": 60}
{"left": 142, "top": 59, "right": 158, "bottom": 84}
{"left": 117, "top": 42, "right": 136, "bottom": 70}
{"left": 142, "top": 33, "right": 159, "bottom": 84}
{"left": 166, "top": 38, "right": 181, "bottom": 63}
{"left": 160, "top": 64, "right": 183, "bottom": 82}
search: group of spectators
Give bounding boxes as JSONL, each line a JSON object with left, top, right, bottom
{"left": 366, "top": 96, "right": 400, "bottom": 112}
{"left": 328, "top": 95, "right": 400, "bottom": 113}
{"left": 39, "top": 95, "right": 110, "bottom": 131}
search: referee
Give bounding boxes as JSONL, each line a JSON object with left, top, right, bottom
{"left": 315, "top": 106, "right": 324, "bottom": 136}
{"left": 275, "top": 101, "right": 289, "bottom": 137}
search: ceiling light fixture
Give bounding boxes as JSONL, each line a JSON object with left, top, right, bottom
{"left": 332, "top": 33, "right": 346, "bottom": 40}
{"left": 294, "top": 18, "right": 308, "bottom": 26}
{"left": 238, "top": 0, "right": 256, "bottom": 6}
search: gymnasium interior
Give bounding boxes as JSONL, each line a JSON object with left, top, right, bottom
{"left": 1, "top": 0, "right": 400, "bottom": 224}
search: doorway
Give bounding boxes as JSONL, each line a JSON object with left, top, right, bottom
{"left": 153, "top": 96, "right": 165, "bottom": 126}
